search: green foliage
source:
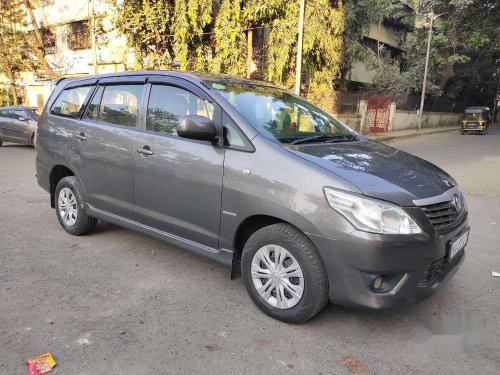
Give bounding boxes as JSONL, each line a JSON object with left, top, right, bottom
{"left": 340, "top": 0, "right": 415, "bottom": 86}
{"left": 209, "top": 0, "right": 246, "bottom": 75}
{"left": 112, "top": 0, "right": 213, "bottom": 69}
{"left": 0, "top": 0, "right": 39, "bottom": 104}
{"left": 414, "top": 0, "right": 499, "bottom": 107}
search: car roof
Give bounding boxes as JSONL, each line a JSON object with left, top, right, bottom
{"left": 58, "top": 70, "right": 278, "bottom": 89}
{"left": 0, "top": 106, "right": 33, "bottom": 111}
{"left": 465, "top": 106, "right": 490, "bottom": 113}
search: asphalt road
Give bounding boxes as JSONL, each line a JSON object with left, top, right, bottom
{"left": 1, "top": 127, "right": 499, "bottom": 375}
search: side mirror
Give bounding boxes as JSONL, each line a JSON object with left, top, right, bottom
{"left": 18, "top": 116, "right": 29, "bottom": 122}
{"left": 178, "top": 115, "right": 217, "bottom": 143}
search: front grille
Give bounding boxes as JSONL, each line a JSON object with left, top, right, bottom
{"left": 420, "top": 199, "right": 465, "bottom": 232}
{"left": 418, "top": 249, "right": 464, "bottom": 287}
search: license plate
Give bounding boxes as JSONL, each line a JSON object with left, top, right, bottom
{"left": 449, "top": 229, "right": 469, "bottom": 260}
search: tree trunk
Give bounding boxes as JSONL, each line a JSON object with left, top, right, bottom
{"left": 377, "top": 18, "right": 382, "bottom": 59}
{"left": 5, "top": 69, "right": 18, "bottom": 106}
{"left": 246, "top": 24, "right": 253, "bottom": 79}
{"left": 438, "top": 51, "right": 455, "bottom": 91}
{"left": 24, "top": 0, "right": 60, "bottom": 79}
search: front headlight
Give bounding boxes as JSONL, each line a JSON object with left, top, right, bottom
{"left": 323, "top": 187, "right": 422, "bottom": 234}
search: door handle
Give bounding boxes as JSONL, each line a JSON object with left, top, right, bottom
{"left": 136, "top": 146, "right": 154, "bottom": 156}
{"left": 75, "top": 132, "right": 87, "bottom": 141}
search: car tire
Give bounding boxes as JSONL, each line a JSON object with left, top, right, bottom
{"left": 241, "top": 223, "right": 329, "bottom": 323}
{"left": 0, "top": 139, "right": 3, "bottom": 146}
{"left": 55, "top": 176, "right": 97, "bottom": 236}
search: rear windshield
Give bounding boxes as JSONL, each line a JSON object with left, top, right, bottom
{"left": 210, "top": 81, "right": 354, "bottom": 144}
{"left": 464, "top": 112, "right": 486, "bottom": 121}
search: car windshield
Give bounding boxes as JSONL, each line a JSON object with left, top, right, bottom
{"left": 26, "top": 108, "right": 40, "bottom": 120}
{"left": 210, "top": 81, "right": 355, "bottom": 144}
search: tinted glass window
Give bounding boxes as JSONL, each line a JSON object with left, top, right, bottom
{"left": 51, "top": 86, "right": 92, "bottom": 117}
{"left": 0, "top": 109, "right": 11, "bottom": 118}
{"left": 92, "top": 85, "right": 143, "bottom": 127}
{"left": 83, "top": 86, "right": 104, "bottom": 121}
{"left": 222, "top": 113, "right": 245, "bottom": 148}
{"left": 146, "top": 85, "right": 214, "bottom": 136}
{"left": 211, "top": 82, "right": 354, "bottom": 144}
{"left": 13, "top": 110, "right": 27, "bottom": 120}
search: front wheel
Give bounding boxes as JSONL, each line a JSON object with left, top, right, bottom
{"left": 55, "top": 176, "right": 97, "bottom": 235}
{"left": 241, "top": 223, "right": 329, "bottom": 323}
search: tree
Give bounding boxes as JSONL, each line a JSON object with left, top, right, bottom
{"left": 339, "top": 0, "right": 415, "bottom": 89}
{"left": 112, "top": 0, "right": 214, "bottom": 70}
{"left": 0, "top": 0, "right": 37, "bottom": 104}
{"left": 210, "top": 0, "right": 246, "bottom": 75}
{"left": 24, "top": 0, "right": 60, "bottom": 78}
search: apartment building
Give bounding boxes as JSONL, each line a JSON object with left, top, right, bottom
{"left": 17, "top": 0, "right": 134, "bottom": 109}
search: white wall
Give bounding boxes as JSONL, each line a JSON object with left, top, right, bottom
{"left": 392, "top": 110, "right": 461, "bottom": 131}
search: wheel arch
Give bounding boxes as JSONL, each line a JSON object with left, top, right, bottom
{"left": 230, "top": 214, "right": 314, "bottom": 280}
{"left": 49, "top": 164, "right": 76, "bottom": 208}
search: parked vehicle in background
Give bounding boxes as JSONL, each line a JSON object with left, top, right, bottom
{"left": 461, "top": 106, "right": 491, "bottom": 135}
{"left": 36, "top": 71, "right": 469, "bottom": 323}
{"left": 0, "top": 106, "right": 39, "bottom": 147}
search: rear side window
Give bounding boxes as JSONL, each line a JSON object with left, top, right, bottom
{"left": 84, "top": 85, "right": 143, "bottom": 127}
{"left": 146, "top": 84, "right": 214, "bottom": 136}
{"left": 51, "top": 86, "right": 92, "bottom": 118}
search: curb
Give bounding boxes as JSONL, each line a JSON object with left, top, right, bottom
{"left": 367, "top": 127, "right": 458, "bottom": 143}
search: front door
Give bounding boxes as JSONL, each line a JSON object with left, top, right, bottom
{"left": 133, "top": 81, "right": 224, "bottom": 249}
{"left": 11, "top": 109, "right": 30, "bottom": 142}
{"left": 71, "top": 81, "right": 145, "bottom": 220}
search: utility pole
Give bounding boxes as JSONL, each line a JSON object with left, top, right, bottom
{"left": 294, "top": 0, "right": 305, "bottom": 95}
{"left": 417, "top": 12, "right": 446, "bottom": 131}
{"left": 90, "top": 0, "right": 98, "bottom": 74}
{"left": 417, "top": 14, "right": 433, "bottom": 131}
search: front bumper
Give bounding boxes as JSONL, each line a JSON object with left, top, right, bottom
{"left": 308, "top": 214, "right": 468, "bottom": 310}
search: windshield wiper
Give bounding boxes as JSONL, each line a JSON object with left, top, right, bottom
{"left": 288, "top": 134, "right": 357, "bottom": 145}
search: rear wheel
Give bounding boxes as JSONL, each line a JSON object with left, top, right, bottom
{"left": 241, "top": 223, "right": 328, "bottom": 323}
{"left": 55, "top": 176, "right": 97, "bottom": 235}
{"left": 461, "top": 131, "right": 465, "bottom": 135}
{"left": 0, "top": 139, "right": 3, "bottom": 146}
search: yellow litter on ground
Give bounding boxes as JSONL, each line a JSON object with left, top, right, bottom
{"left": 25, "top": 352, "right": 56, "bottom": 374}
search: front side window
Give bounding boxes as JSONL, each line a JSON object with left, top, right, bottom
{"left": 51, "top": 86, "right": 92, "bottom": 118}
{"left": 210, "top": 82, "right": 355, "bottom": 144}
{"left": 14, "top": 110, "right": 27, "bottom": 120}
{"left": 223, "top": 113, "right": 246, "bottom": 148}
{"left": 146, "top": 84, "right": 214, "bottom": 136}
{"left": 86, "top": 85, "right": 143, "bottom": 127}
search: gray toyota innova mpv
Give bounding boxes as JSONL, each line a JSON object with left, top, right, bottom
{"left": 36, "top": 71, "right": 469, "bottom": 323}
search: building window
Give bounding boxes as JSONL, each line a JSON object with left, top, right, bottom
{"left": 67, "top": 21, "right": 90, "bottom": 50}
{"left": 42, "top": 27, "right": 56, "bottom": 54}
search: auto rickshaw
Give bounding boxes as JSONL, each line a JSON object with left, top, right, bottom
{"left": 461, "top": 106, "right": 491, "bottom": 135}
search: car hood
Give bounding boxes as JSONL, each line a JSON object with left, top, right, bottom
{"left": 286, "top": 140, "right": 456, "bottom": 206}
